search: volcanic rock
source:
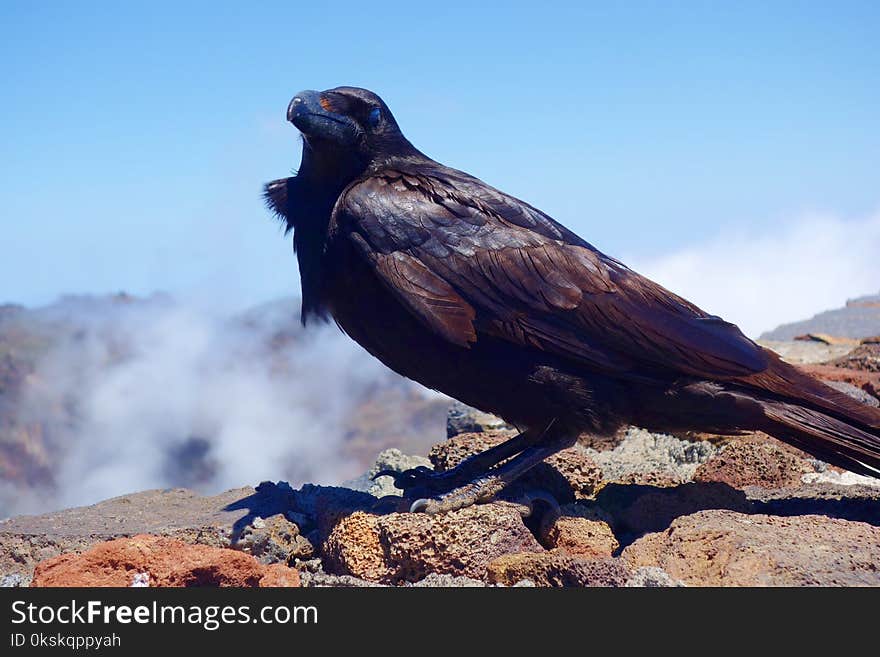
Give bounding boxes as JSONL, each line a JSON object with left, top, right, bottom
{"left": 693, "top": 438, "right": 815, "bottom": 489}
{"left": 539, "top": 505, "right": 619, "bottom": 558}
{"left": 485, "top": 552, "right": 630, "bottom": 587}
{"left": 323, "top": 503, "right": 544, "bottom": 584}
{"left": 31, "top": 534, "right": 300, "bottom": 587}
{"left": 622, "top": 510, "right": 880, "bottom": 586}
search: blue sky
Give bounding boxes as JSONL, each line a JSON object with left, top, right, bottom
{"left": 2, "top": 1, "right": 878, "bottom": 319}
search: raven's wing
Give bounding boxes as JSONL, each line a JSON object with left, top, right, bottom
{"left": 335, "top": 169, "right": 768, "bottom": 380}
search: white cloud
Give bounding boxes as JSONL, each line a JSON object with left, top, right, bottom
{"left": 629, "top": 211, "right": 880, "bottom": 337}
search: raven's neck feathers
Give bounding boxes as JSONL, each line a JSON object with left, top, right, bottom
{"left": 263, "top": 140, "right": 433, "bottom": 325}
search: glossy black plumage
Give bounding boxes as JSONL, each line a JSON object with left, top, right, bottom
{"left": 266, "top": 86, "right": 880, "bottom": 496}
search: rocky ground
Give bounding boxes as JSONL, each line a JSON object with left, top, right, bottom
{"left": 1, "top": 338, "right": 879, "bottom": 587}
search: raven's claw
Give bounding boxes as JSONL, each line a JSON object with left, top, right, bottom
{"left": 407, "top": 476, "right": 506, "bottom": 514}
{"left": 371, "top": 465, "right": 435, "bottom": 490}
{"left": 409, "top": 498, "right": 432, "bottom": 513}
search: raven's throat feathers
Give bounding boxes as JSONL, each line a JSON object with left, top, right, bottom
{"left": 263, "top": 175, "right": 332, "bottom": 324}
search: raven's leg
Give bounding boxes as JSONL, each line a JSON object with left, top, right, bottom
{"left": 373, "top": 426, "right": 543, "bottom": 496}
{"left": 409, "top": 429, "right": 577, "bottom": 514}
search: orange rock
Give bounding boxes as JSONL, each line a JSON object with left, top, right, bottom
{"left": 541, "top": 512, "right": 619, "bottom": 558}
{"left": 31, "top": 534, "right": 300, "bottom": 587}
{"left": 799, "top": 363, "right": 879, "bottom": 400}
{"left": 322, "top": 512, "right": 391, "bottom": 582}
{"left": 621, "top": 510, "right": 880, "bottom": 586}
{"left": 428, "top": 430, "right": 517, "bottom": 471}
{"left": 259, "top": 563, "right": 303, "bottom": 587}
{"left": 323, "top": 503, "right": 544, "bottom": 584}
{"left": 485, "top": 552, "right": 630, "bottom": 587}
{"left": 693, "top": 439, "right": 814, "bottom": 489}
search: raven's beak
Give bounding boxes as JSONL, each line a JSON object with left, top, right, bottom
{"left": 285, "top": 89, "right": 359, "bottom": 146}
{"left": 287, "top": 90, "right": 322, "bottom": 123}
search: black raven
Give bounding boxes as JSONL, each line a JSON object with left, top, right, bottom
{"left": 265, "top": 86, "right": 880, "bottom": 513}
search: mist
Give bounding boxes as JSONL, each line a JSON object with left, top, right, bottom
{"left": 1, "top": 296, "right": 418, "bottom": 517}
{"left": 630, "top": 211, "right": 880, "bottom": 338}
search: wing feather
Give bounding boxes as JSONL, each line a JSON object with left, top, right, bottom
{"left": 336, "top": 170, "right": 768, "bottom": 380}
{"left": 349, "top": 232, "right": 477, "bottom": 347}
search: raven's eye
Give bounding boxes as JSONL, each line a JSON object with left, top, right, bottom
{"left": 368, "top": 107, "right": 382, "bottom": 128}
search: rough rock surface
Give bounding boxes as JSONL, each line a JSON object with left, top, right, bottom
{"left": 693, "top": 439, "right": 815, "bottom": 489}
{"left": 235, "top": 513, "right": 314, "bottom": 564}
{"left": 321, "top": 512, "right": 389, "bottom": 582}
{"left": 624, "top": 566, "right": 685, "bottom": 587}
{"left": 539, "top": 505, "right": 618, "bottom": 558}
{"left": 622, "top": 510, "right": 880, "bottom": 586}
{"left": 31, "top": 534, "right": 301, "bottom": 587}
{"left": 485, "top": 552, "right": 631, "bottom": 587}
{"left": 830, "top": 341, "right": 880, "bottom": 373}
{"left": 0, "top": 574, "right": 28, "bottom": 587}
{"left": 586, "top": 428, "right": 717, "bottom": 486}
{"left": 409, "top": 573, "right": 486, "bottom": 587}
{"left": 428, "top": 429, "right": 517, "bottom": 471}
{"left": 323, "top": 503, "right": 543, "bottom": 584}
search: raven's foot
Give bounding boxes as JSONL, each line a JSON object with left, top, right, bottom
{"left": 407, "top": 427, "right": 577, "bottom": 514}
{"left": 409, "top": 483, "right": 562, "bottom": 516}
{"left": 409, "top": 475, "right": 506, "bottom": 514}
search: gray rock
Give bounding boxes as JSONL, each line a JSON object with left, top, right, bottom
{"left": 234, "top": 513, "right": 314, "bottom": 564}
{"left": 1, "top": 573, "right": 29, "bottom": 587}
{"left": 446, "top": 400, "right": 512, "bottom": 437}
{"left": 586, "top": 427, "right": 717, "bottom": 484}
{"left": 410, "top": 573, "right": 486, "bottom": 587}
{"left": 801, "top": 470, "right": 880, "bottom": 488}
{"left": 300, "top": 571, "right": 386, "bottom": 587}
{"left": 625, "top": 566, "right": 686, "bottom": 587}
{"left": 822, "top": 380, "right": 879, "bottom": 407}
{"left": 129, "top": 572, "right": 150, "bottom": 587}
{"left": 343, "top": 448, "right": 433, "bottom": 497}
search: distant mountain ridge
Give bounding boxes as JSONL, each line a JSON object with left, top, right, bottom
{"left": 760, "top": 291, "right": 880, "bottom": 340}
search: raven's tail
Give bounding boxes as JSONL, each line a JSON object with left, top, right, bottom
{"left": 750, "top": 356, "right": 880, "bottom": 478}
{"left": 761, "top": 401, "right": 880, "bottom": 478}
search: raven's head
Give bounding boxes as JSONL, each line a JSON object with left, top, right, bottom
{"left": 266, "top": 87, "right": 420, "bottom": 322}
{"left": 286, "top": 86, "right": 417, "bottom": 172}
